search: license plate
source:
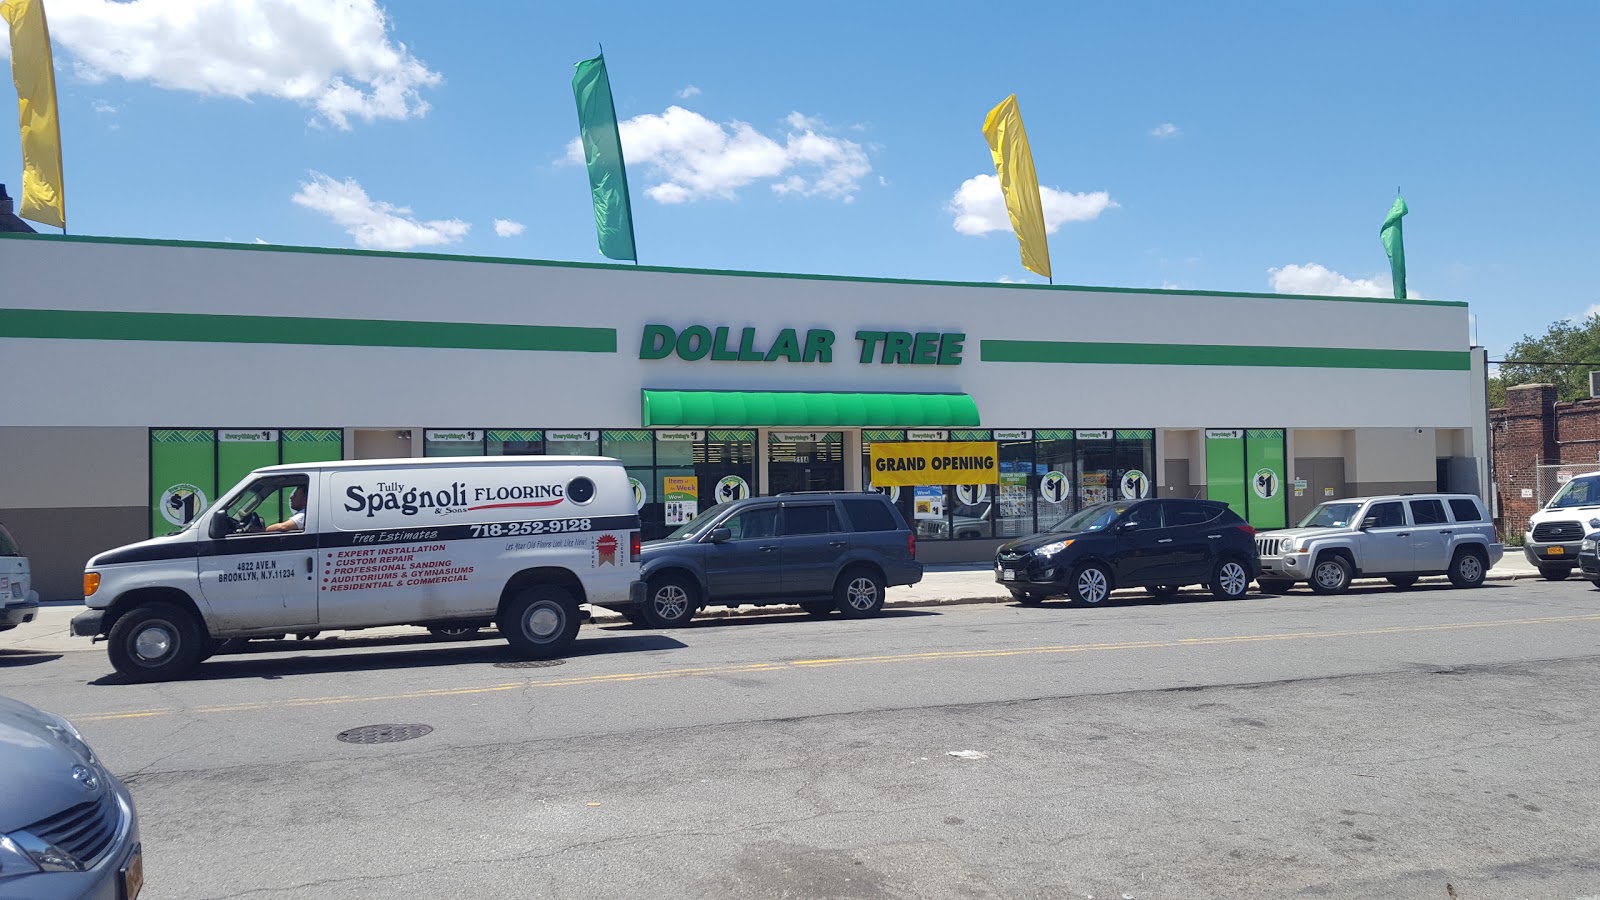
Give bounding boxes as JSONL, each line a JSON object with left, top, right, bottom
{"left": 1549, "top": 546, "right": 1566, "bottom": 556}
{"left": 1002, "top": 569, "right": 1016, "bottom": 581}
{"left": 123, "top": 845, "right": 143, "bottom": 900}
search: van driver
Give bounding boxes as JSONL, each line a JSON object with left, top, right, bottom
{"left": 265, "top": 486, "right": 308, "bottom": 533}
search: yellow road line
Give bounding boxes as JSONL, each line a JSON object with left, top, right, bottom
{"left": 74, "top": 612, "right": 1600, "bottom": 723}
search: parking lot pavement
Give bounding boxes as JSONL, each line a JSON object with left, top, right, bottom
{"left": 4, "top": 550, "right": 1550, "bottom": 655}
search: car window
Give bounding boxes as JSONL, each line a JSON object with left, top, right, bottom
{"left": 1366, "top": 501, "right": 1406, "bottom": 528}
{"left": 1118, "top": 503, "right": 1163, "bottom": 532}
{"left": 781, "top": 504, "right": 842, "bottom": 536}
{"left": 1409, "top": 499, "right": 1448, "bottom": 525}
{"left": 1546, "top": 474, "right": 1600, "bottom": 508}
{"left": 723, "top": 506, "right": 779, "bottom": 540}
{"left": 1448, "top": 498, "right": 1484, "bottom": 522}
{"left": 841, "top": 498, "right": 899, "bottom": 533}
{"left": 1166, "top": 502, "right": 1215, "bottom": 527}
{"left": 1300, "top": 502, "right": 1362, "bottom": 528}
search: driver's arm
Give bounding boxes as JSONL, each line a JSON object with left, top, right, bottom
{"left": 265, "top": 513, "right": 303, "bottom": 533}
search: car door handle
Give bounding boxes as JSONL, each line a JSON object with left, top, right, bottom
{"left": 1158, "top": 538, "right": 1173, "bottom": 543}
{"left": 759, "top": 544, "right": 778, "bottom": 552}
{"left": 829, "top": 540, "right": 848, "bottom": 547}
{"left": 1396, "top": 533, "right": 1409, "bottom": 538}
{"left": 1207, "top": 534, "right": 1222, "bottom": 539}
{"left": 306, "top": 556, "right": 314, "bottom": 574}
{"left": 1439, "top": 530, "right": 1452, "bottom": 534}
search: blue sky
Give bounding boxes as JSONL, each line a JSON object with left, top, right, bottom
{"left": 2, "top": 0, "right": 1595, "bottom": 358}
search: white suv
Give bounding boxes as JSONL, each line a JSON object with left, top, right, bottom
{"left": 0, "top": 524, "right": 40, "bottom": 633}
{"left": 1524, "top": 471, "right": 1600, "bottom": 580}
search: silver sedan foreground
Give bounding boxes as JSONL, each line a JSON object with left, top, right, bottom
{"left": 0, "top": 696, "right": 142, "bottom": 900}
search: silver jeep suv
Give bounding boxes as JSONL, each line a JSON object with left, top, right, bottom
{"left": 1255, "top": 493, "right": 1502, "bottom": 594}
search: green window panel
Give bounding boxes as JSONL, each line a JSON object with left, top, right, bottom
{"left": 1204, "top": 431, "right": 1247, "bottom": 518}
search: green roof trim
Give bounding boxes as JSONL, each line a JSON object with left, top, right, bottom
{"left": 980, "top": 339, "right": 1471, "bottom": 371}
{"left": 0, "top": 307, "right": 617, "bottom": 354}
{"left": 641, "top": 390, "right": 980, "bottom": 428}
{"left": 0, "top": 232, "right": 1467, "bottom": 308}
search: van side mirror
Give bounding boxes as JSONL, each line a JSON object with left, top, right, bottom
{"left": 705, "top": 527, "right": 732, "bottom": 544}
{"left": 208, "top": 514, "right": 235, "bottom": 540}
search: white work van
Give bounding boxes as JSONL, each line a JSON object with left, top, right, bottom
{"left": 74, "top": 457, "right": 644, "bottom": 681}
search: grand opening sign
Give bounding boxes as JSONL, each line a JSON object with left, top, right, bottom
{"left": 869, "top": 441, "right": 999, "bottom": 486}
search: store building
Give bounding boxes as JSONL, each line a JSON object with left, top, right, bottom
{"left": 1, "top": 233, "right": 1488, "bottom": 599}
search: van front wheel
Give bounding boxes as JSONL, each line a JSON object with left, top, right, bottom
{"left": 107, "top": 602, "right": 204, "bottom": 682}
{"left": 500, "top": 586, "right": 581, "bottom": 658}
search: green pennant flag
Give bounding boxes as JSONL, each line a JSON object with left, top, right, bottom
{"left": 572, "top": 53, "right": 637, "bottom": 262}
{"left": 1380, "top": 194, "right": 1408, "bottom": 300}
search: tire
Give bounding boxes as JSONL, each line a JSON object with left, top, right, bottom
{"left": 621, "top": 607, "right": 649, "bottom": 625}
{"left": 197, "top": 637, "right": 224, "bottom": 663}
{"left": 1256, "top": 579, "right": 1295, "bottom": 594}
{"left": 1448, "top": 549, "right": 1488, "bottom": 589}
{"left": 499, "top": 585, "right": 581, "bottom": 658}
{"left": 799, "top": 600, "right": 835, "bottom": 617}
{"left": 1590, "top": 579, "right": 1600, "bottom": 590}
{"left": 1308, "top": 555, "right": 1352, "bottom": 595}
{"left": 1210, "top": 560, "right": 1251, "bottom": 600}
{"left": 643, "top": 575, "right": 698, "bottom": 628}
{"left": 1538, "top": 565, "right": 1571, "bottom": 581}
{"left": 428, "top": 624, "right": 480, "bottom": 639}
{"left": 1386, "top": 575, "right": 1419, "bottom": 589}
{"left": 836, "top": 568, "right": 886, "bottom": 618}
{"left": 1144, "top": 585, "right": 1180, "bottom": 600}
{"left": 106, "top": 602, "right": 204, "bottom": 682}
{"left": 1068, "top": 563, "right": 1114, "bottom": 605}
{"left": 1010, "top": 589, "right": 1046, "bottom": 606}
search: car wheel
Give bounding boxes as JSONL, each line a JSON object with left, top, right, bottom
{"left": 197, "top": 637, "right": 225, "bottom": 663}
{"left": 1256, "top": 579, "right": 1295, "bottom": 594}
{"left": 1145, "top": 585, "right": 1180, "bottom": 600}
{"left": 1010, "top": 589, "right": 1046, "bottom": 606}
{"left": 1308, "top": 555, "right": 1352, "bottom": 595}
{"left": 1538, "top": 565, "right": 1571, "bottom": 581}
{"left": 799, "top": 600, "right": 835, "bottom": 617}
{"left": 1068, "top": 563, "right": 1113, "bottom": 605}
{"left": 499, "top": 585, "right": 581, "bottom": 658}
{"left": 428, "top": 624, "right": 481, "bottom": 639}
{"left": 643, "top": 575, "right": 699, "bottom": 628}
{"left": 1447, "top": 549, "right": 1487, "bottom": 589}
{"left": 836, "top": 568, "right": 886, "bottom": 618}
{"left": 621, "top": 607, "right": 649, "bottom": 625}
{"left": 1590, "top": 579, "right": 1600, "bottom": 590}
{"left": 1386, "top": 575, "right": 1418, "bottom": 590}
{"left": 107, "top": 601, "right": 204, "bottom": 682}
{"left": 1210, "top": 560, "right": 1251, "bottom": 600}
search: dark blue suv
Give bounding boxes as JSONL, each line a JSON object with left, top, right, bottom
{"left": 995, "top": 498, "right": 1260, "bottom": 605}
{"left": 608, "top": 492, "right": 923, "bottom": 627}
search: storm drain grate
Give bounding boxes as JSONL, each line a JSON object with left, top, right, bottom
{"left": 336, "top": 723, "right": 434, "bottom": 744}
{"left": 494, "top": 659, "right": 568, "bottom": 669}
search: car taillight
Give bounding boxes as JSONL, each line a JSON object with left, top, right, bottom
{"left": 630, "top": 530, "right": 641, "bottom": 561}
{"left": 908, "top": 532, "right": 917, "bottom": 558}
{"left": 1240, "top": 524, "right": 1257, "bottom": 538}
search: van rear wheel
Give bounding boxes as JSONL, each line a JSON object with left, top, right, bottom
{"left": 499, "top": 586, "right": 581, "bottom": 658}
{"left": 107, "top": 601, "right": 203, "bottom": 682}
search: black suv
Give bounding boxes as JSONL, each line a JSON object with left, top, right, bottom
{"left": 612, "top": 492, "right": 923, "bottom": 627}
{"left": 994, "top": 499, "right": 1260, "bottom": 605}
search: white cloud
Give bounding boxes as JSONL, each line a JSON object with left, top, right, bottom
{"left": 92, "top": 100, "right": 118, "bottom": 114}
{"left": 1266, "top": 263, "right": 1421, "bottom": 299}
{"left": 493, "top": 218, "right": 525, "bottom": 238}
{"left": 565, "top": 106, "right": 872, "bottom": 203}
{"left": 947, "top": 174, "right": 1117, "bottom": 236}
{"left": 677, "top": 85, "right": 701, "bottom": 99}
{"left": 997, "top": 276, "right": 1033, "bottom": 284}
{"left": 36, "top": 0, "right": 440, "bottom": 129}
{"left": 291, "top": 172, "right": 468, "bottom": 250}
{"left": 1150, "top": 123, "right": 1180, "bottom": 138}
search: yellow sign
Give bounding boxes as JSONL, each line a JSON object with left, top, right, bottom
{"left": 869, "top": 441, "right": 999, "bottom": 487}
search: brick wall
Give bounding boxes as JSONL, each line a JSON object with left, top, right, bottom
{"left": 1489, "top": 383, "right": 1600, "bottom": 536}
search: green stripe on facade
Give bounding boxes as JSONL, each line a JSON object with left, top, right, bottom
{"left": 642, "top": 390, "right": 980, "bottom": 428}
{"left": 283, "top": 429, "right": 341, "bottom": 443}
{"left": 152, "top": 429, "right": 213, "bottom": 443}
{"left": 1116, "top": 430, "right": 1154, "bottom": 440}
{"left": 862, "top": 430, "right": 906, "bottom": 441}
{"left": 488, "top": 430, "right": 543, "bottom": 442}
{"left": 602, "top": 430, "right": 653, "bottom": 443}
{"left": 707, "top": 430, "right": 756, "bottom": 442}
{"left": 1035, "top": 430, "right": 1073, "bottom": 441}
{"left": 0, "top": 308, "right": 617, "bottom": 353}
{"left": 951, "top": 429, "right": 992, "bottom": 441}
{"left": 979, "top": 340, "right": 1471, "bottom": 371}
{"left": 1246, "top": 429, "right": 1284, "bottom": 440}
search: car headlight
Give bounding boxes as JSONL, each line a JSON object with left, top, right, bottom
{"left": 1035, "top": 539, "right": 1074, "bottom": 558}
{"left": 0, "top": 834, "right": 43, "bottom": 877}
{"left": 1584, "top": 538, "right": 1597, "bottom": 551}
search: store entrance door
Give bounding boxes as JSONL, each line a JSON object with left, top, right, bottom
{"left": 767, "top": 431, "right": 845, "bottom": 494}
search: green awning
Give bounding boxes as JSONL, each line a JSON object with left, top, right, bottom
{"left": 641, "top": 390, "right": 980, "bottom": 428}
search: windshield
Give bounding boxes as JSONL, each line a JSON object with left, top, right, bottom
{"left": 1546, "top": 474, "right": 1600, "bottom": 509}
{"left": 1299, "top": 502, "right": 1364, "bottom": 528}
{"left": 1048, "top": 501, "right": 1137, "bottom": 534}
{"left": 663, "top": 502, "right": 734, "bottom": 541}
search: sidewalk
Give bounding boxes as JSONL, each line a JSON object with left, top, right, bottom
{"left": 2, "top": 551, "right": 1549, "bottom": 656}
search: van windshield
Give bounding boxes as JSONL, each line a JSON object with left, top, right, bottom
{"left": 1547, "top": 474, "right": 1600, "bottom": 509}
{"left": 663, "top": 502, "right": 734, "bottom": 541}
{"left": 1299, "top": 502, "right": 1364, "bottom": 528}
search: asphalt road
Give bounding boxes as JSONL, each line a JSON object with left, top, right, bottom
{"left": 4, "top": 579, "right": 1600, "bottom": 900}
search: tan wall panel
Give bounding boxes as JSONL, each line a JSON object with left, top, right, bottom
{"left": 0, "top": 505, "right": 146, "bottom": 601}
{"left": 0, "top": 427, "right": 147, "bottom": 509}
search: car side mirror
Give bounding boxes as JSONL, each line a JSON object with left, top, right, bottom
{"left": 1114, "top": 521, "right": 1132, "bottom": 533}
{"left": 1360, "top": 516, "right": 1379, "bottom": 530}
{"left": 705, "top": 527, "right": 732, "bottom": 544}
{"left": 208, "top": 514, "right": 234, "bottom": 540}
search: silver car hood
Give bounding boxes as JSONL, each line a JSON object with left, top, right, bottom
{"left": 1264, "top": 526, "right": 1351, "bottom": 542}
{"left": 0, "top": 696, "right": 106, "bottom": 833}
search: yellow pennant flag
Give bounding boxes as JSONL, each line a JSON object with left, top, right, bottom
{"left": 982, "top": 94, "right": 1050, "bottom": 280}
{"left": 1, "top": 0, "right": 65, "bottom": 229}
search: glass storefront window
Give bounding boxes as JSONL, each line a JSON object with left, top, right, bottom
{"left": 768, "top": 431, "right": 844, "bottom": 493}
{"left": 1075, "top": 430, "right": 1117, "bottom": 507}
{"left": 699, "top": 430, "right": 758, "bottom": 506}
{"left": 1112, "top": 430, "right": 1155, "bottom": 501}
{"left": 1034, "top": 431, "right": 1075, "bottom": 532}
{"left": 544, "top": 429, "right": 600, "bottom": 456}
{"left": 487, "top": 430, "right": 544, "bottom": 455}
{"left": 423, "top": 429, "right": 486, "bottom": 457}
{"left": 996, "top": 434, "right": 1036, "bottom": 537}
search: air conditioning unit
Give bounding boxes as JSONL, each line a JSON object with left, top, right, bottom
{"left": 1591, "top": 371, "right": 1600, "bottom": 399}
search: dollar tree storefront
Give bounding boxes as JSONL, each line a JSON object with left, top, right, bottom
{"left": 0, "top": 233, "right": 1488, "bottom": 599}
